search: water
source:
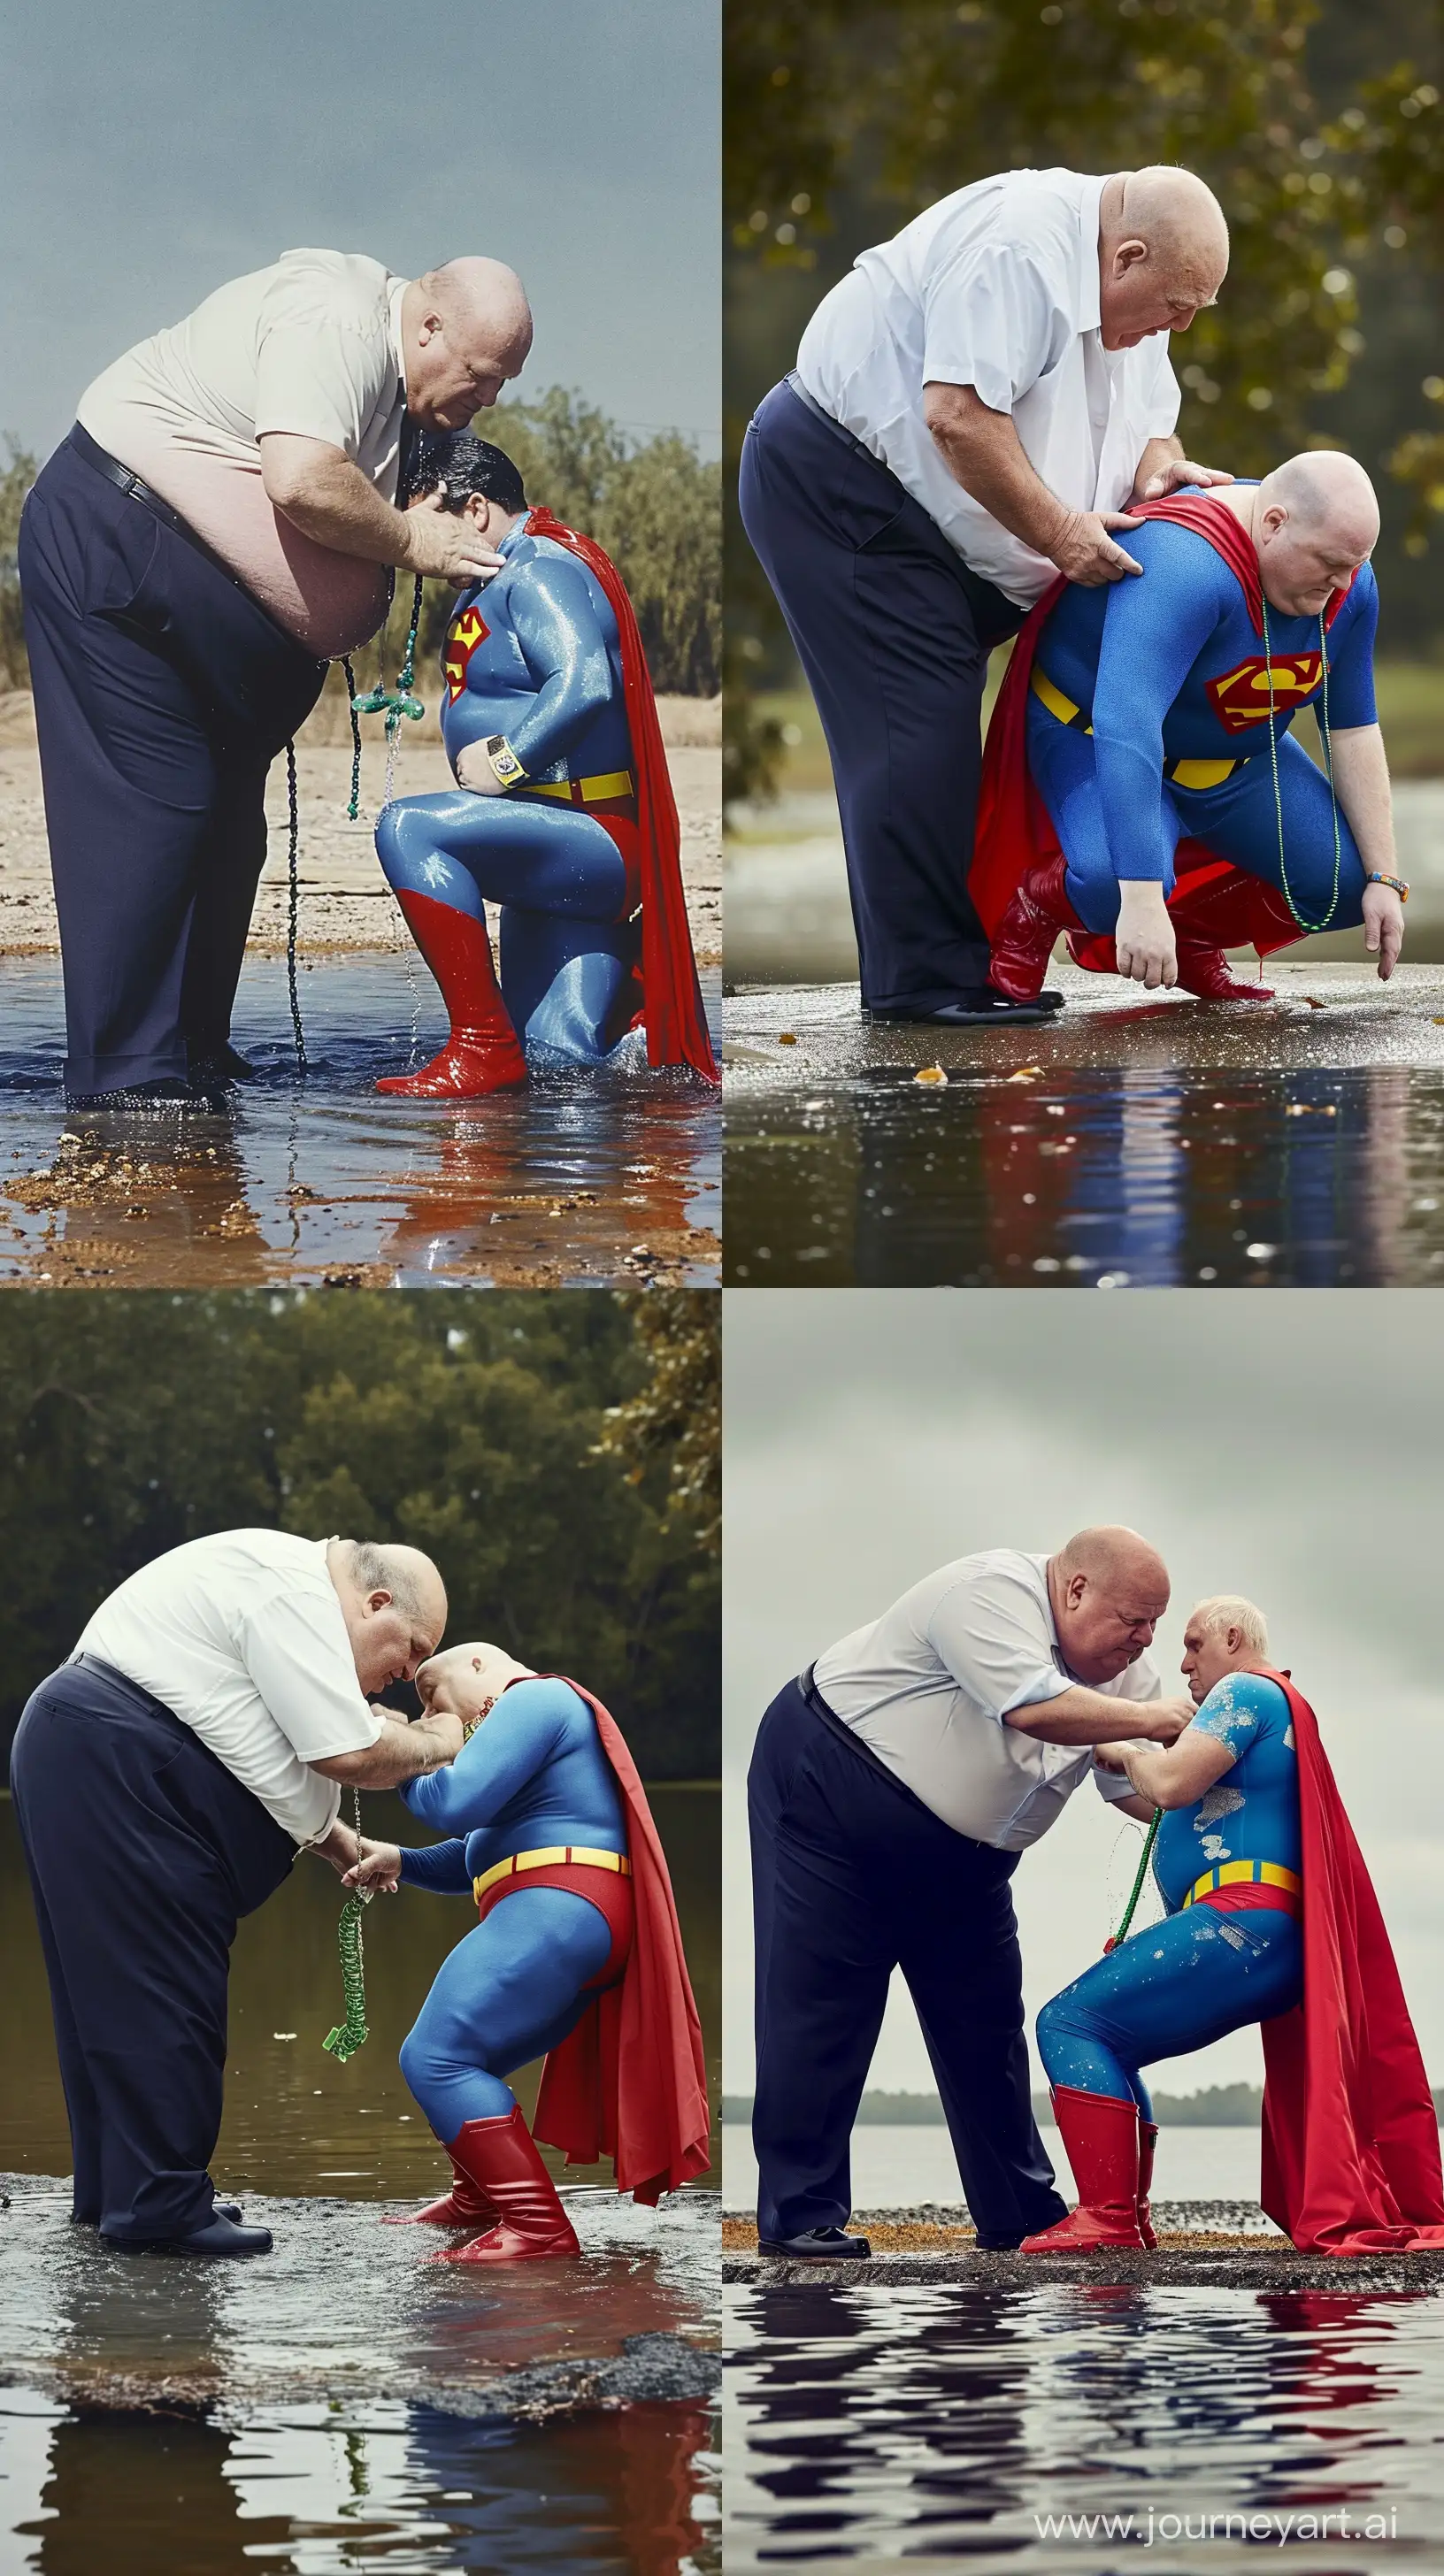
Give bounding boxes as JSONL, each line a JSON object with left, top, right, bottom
{"left": 721, "top": 2126, "right": 1270, "bottom": 2216}
{"left": 0, "top": 1789, "right": 719, "bottom": 2572}
{"left": 0, "top": 957, "right": 720, "bottom": 1290}
{"left": 726, "top": 2281, "right": 1444, "bottom": 2568}
{"left": 726, "top": 1063, "right": 1444, "bottom": 1289}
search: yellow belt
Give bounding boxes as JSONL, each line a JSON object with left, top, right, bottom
{"left": 472, "top": 1845, "right": 631, "bottom": 1901}
{"left": 1180, "top": 1860, "right": 1302, "bottom": 1908}
{"left": 1030, "top": 666, "right": 1239, "bottom": 792}
{"left": 523, "top": 770, "right": 634, "bottom": 806}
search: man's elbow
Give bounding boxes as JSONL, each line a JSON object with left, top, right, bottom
{"left": 922, "top": 380, "right": 995, "bottom": 454}
{"left": 258, "top": 438, "right": 335, "bottom": 517}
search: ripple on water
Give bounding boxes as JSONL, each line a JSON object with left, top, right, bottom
{"left": 726, "top": 2279, "right": 1444, "bottom": 2569}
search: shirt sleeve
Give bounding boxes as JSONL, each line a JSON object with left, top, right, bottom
{"left": 1324, "top": 567, "right": 1379, "bottom": 730}
{"left": 920, "top": 242, "right": 1064, "bottom": 414}
{"left": 926, "top": 1568, "right": 1070, "bottom": 1720}
{"left": 253, "top": 270, "right": 394, "bottom": 457}
{"left": 1189, "top": 1674, "right": 1286, "bottom": 1760}
{"left": 1090, "top": 525, "right": 1233, "bottom": 881}
{"left": 235, "top": 1583, "right": 384, "bottom": 1761}
{"left": 399, "top": 1677, "right": 574, "bottom": 1831}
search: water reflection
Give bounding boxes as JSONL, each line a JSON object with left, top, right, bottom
{"left": 2, "top": 2391, "right": 718, "bottom": 2575}
{"left": 726, "top": 1064, "right": 1444, "bottom": 1288}
{"left": 0, "top": 957, "right": 719, "bottom": 1289}
{"left": 726, "top": 2282, "right": 1444, "bottom": 2569}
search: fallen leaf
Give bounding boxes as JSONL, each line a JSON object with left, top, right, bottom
{"left": 914, "top": 1064, "right": 948, "bottom": 1085}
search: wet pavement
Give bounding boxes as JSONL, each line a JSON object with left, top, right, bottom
{"left": 0, "top": 956, "right": 720, "bottom": 1290}
{"left": 725, "top": 963, "right": 1444, "bottom": 1287}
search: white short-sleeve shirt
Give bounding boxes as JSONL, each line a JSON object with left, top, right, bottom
{"left": 74, "top": 1529, "right": 384, "bottom": 1847}
{"left": 75, "top": 249, "right": 409, "bottom": 656}
{"left": 795, "top": 169, "right": 1181, "bottom": 607}
{"left": 812, "top": 1548, "right": 1160, "bottom": 1849}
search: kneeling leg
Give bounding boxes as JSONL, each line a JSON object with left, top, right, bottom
{"left": 374, "top": 795, "right": 527, "bottom": 1099}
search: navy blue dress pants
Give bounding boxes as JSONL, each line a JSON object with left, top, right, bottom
{"left": 10, "top": 1654, "right": 295, "bottom": 2241}
{"left": 738, "top": 377, "right": 1025, "bottom": 1015}
{"left": 19, "top": 427, "right": 326, "bottom": 1096}
{"left": 748, "top": 1672, "right": 1067, "bottom": 2244}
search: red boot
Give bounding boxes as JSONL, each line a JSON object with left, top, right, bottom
{"left": 987, "top": 853, "right": 1084, "bottom": 1001}
{"left": 382, "top": 2152, "right": 498, "bottom": 2231}
{"left": 1175, "top": 930, "right": 1273, "bottom": 1002}
{"left": 429, "top": 2107, "right": 581, "bottom": 2265}
{"left": 377, "top": 891, "right": 529, "bottom": 1098}
{"left": 1018, "top": 2087, "right": 1148, "bottom": 2252}
{"left": 1137, "top": 2117, "right": 1159, "bottom": 2252}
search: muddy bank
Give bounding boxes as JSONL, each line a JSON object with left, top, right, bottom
{"left": 0, "top": 695, "right": 721, "bottom": 966}
{"left": 1, "top": 2174, "right": 719, "bottom": 2422}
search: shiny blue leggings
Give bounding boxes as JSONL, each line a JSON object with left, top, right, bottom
{"left": 1035, "top": 1903, "right": 1303, "bottom": 2120}
{"left": 375, "top": 792, "right": 638, "bottom": 1064}
{"left": 397, "top": 1885, "right": 613, "bottom": 2142}
{"left": 1027, "top": 709, "right": 1367, "bottom": 940}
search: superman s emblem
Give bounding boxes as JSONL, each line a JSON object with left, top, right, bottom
{"left": 1206, "top": 652, "right": 1324, "bottom": 733}
{"left": 444, "top": 607, "right": 489, "bottom": 704}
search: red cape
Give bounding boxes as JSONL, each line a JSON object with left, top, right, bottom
{"left": 525, "top": 510, "right": 718, "bottom": 1085}
{"left": 971, "top": 494, "right": 1352, "bottom": 972}
{"left": 1248, "top": 1662, "right": 1444, "bottom": 2253}
{"left": 531, "top": 1676, "right": 712, "bottom": 2206}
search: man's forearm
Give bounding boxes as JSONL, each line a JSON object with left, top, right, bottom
{"left": 1006, "top": 1684, "right": 1161, "bottom": 1745}
{"left": 265, "top": 448, "right": 415, "bottom": 570}
{"left": 923, "top": 385, "right": 1073, "bottom": 558}
{"left": 314, "top": 1714, "right": 458, "bottom": 1789}
{"left": 1329, "top": 724, "right": 1397, "bottom": 878}
{"left": 1129, "top": 434, "right": 1185, "bottom": 502}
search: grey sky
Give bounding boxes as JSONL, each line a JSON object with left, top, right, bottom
{"left": 1, "top": 0, "right": 718, "bottom": 462}
{"left": 725, "top": 1289, "right": 1444, "bottom": 2100}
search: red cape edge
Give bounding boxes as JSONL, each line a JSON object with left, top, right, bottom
{"left": 531, "top": 1676, "right": 713, "bottom": 2207}
{"left": 971, "top": 494, "right": 1351, "bottom": 970}
{"left": 525, "top": 510, "right": 718, "bottom": 1084}
{"left": 1248, "top": 1662, "right": 1444, "bottom": 2253}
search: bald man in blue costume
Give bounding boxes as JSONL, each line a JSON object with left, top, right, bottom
{"left": 979, "top": 453, "right": 1408, "bottom": 1002}
{"left": 1020, "top": 1594, "right": 1302, "bottom": 2253}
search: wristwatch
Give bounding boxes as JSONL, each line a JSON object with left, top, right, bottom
{"left": 484, "top": 734, "right": 527, "bottom": 790}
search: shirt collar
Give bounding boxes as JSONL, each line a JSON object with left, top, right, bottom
{"left": 1077, "top": 172, "right": 1107, "bottom": 336}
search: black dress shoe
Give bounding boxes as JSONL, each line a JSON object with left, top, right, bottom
{"left": 757, "top": 2226, "right": 872, "bottom": 2259}
{"left": 869, "top": 988, "right": 1064, "bottom": 1026}
{"left": 972, "top": 2233, "right": 1027, "bottom": 2251}
{"left": 102, "top": 2214, "right": 273, "bottom": 2258}
{"left": 188, "top": 1046, "right": 258, "bottom": 1086}
{"left": 74, "top": 2204, "right": 242, "bottom": 2225}
{"left": 65, "top": 1079, "right": 230, "bottom": 1114}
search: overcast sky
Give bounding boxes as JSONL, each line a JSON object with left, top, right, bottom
{"left": 725, "top": 1290, "right": 1444, "bottom": 2104}
{"left": 0, "top": 0, "right": 718, "bottom": 462}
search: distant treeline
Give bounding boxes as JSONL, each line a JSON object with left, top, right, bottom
{"left": 0, "top": 387, "right": 720, "bottom": 700}
{"left": 724, "top": 2084, "right": 1444, "bottom": 2128}
{"left": 0, "top": 1290, "right": 718, "bottom": 1781}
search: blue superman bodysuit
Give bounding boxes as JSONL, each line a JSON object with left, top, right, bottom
{"left": 1029, "top": 487, "right": 1379, "bottom": 937}
{"left": 1035, "top": 1673, "right": 1303, "bottom": 2115}
{"left": 393, "top": 1677, "right": 629, "bottom": 2138}
{"left": 377, "top": 518, "right": 642, "bottom": 1068}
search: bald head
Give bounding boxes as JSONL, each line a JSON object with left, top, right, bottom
{"left": 1253, "top": 450, "right": 1379, "bottom": 614}
{"left": 328, "top": 1537, "right": 447, "bottom": 1692}
{"left": 1048, "top": 1525, "right": 1171, "bottom": 1684}
{"left": 1099, "top": 166, "right": 1228, "bottom": 350}
{"left": 402, "top": 258, "right": 534, "bottom": 433}
{"left": 416, "top": 1638, "right": 535, "bottom": 1721}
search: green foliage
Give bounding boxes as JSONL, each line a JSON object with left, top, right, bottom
{"left": 405, "top": 388, "right": 721, "bottom": 700}
{"left": 1331, "top": 65, "right": 1444, "bottom": 550}
{"left": 594, "top": 1291, "right": 721, "bottom": 1552}
{"left": 0, "top": 440, "right": 37, "bottom": 691}
{"left": 724, "top": 0, "right": 1440, "bottom": 801}
{"left": 0, "top": 1292, "right": 719, "bottom": 1779}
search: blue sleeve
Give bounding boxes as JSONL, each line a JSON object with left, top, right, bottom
{"left": 1189, "top": 1674, "right": 1287, "bottom": 1762}
{"left": 501, "top": 559, "right": 614, "bottom": 774}
{"left": 398, "top": 1677, "right": 575, "bottom": 1833}
{"left": 397, "top": 1838, "right": 473, "bottom": 1894}
{"left": 1090, "top": 529, "right": 1233, "bottom": 882}
{"left": 1324, "top": 568, "right": 1378, "bottom": 731}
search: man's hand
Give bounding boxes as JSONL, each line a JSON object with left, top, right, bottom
{"left": 1092, "top": 1742, "right": 1131, "bottom": 1773}
{"left": 343, "top": 1841, "right": 404, "bottom": 1896}
{"left": 1131, "top": 456, "right": 1235, "bottom": 505}
{"left": 1050, "top": 509, "right": 1144, "bottom": 586}
{"left": 1362, "top": 880, "right": 1405, "bottom": 982}
{"left": 399, "top": 1704, "right": 464, "bottom": 1766}
{"left": 1132, "top": 1698, "right": 1195, "bottom": 1744}
{"left": 400, "top": 493, "right": 505, "bottom": 586}
{"left": 454, "top": 741, "right": 509, "bottom": 797}
{"left": 1115, "top": 882, "right": 1179, "bottom": 989}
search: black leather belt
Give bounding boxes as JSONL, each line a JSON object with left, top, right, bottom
{"left": 69, "top": 420, "right": 266, "bottom": 602}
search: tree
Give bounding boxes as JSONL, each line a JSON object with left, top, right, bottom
{"left": 0, "top": 441, "right": 37, "bottom": 690}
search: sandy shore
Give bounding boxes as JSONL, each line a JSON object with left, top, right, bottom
{"left": 0, "top": 692, "right": 721, "bottom": 966}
